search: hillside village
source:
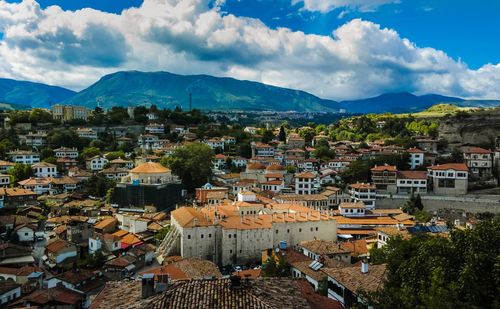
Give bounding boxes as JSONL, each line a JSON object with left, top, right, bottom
{"left": 0, "top": 104, "right": 498, "bottom": 308}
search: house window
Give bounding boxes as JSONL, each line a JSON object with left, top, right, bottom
{"left": 228, "top": 234, "right": 231, "bottom": 238}
{"left": 201, "top": 234, "right": 204, "bottom": 239}
{"left": 209, "top": 234, "right": 212, "bottom": 238}
{"left": 315, "top": 227, "right": 318, "bottom": 231}
{"left": 276, "top": 230, "right": 279, "bottom": 234}
{"left": 299, "top": 228, "right": 302, "bottom": 232}
{"left": 188, "top": 235, "right": 191, "bottom": 239}
{"left": 287, "top": 229, "right": 290, "bottom": 233}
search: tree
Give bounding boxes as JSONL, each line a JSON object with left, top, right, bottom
{"left": 80, "top": 147, "right": 101, "bottom": 160}
{"left": 366, "top": 219, "right": 500, "bottom": 308}
{"left": 261, "top": 130, "right": 275, "bottom": 144}
{"left": 29, "top": 109, "right": 52, "bottom": 124}
{"left": 8, "top": 164, "right": 33, "bottom": 184}
{"left": 162, "top": 143, "right": 214, "bottom": 192}
{"left": 84, "top": 174, "right": 115, "bottom": 197}
{"left": 313, "top": 146, "right": 335, "bottom": 161}
{"left": 0, "top": 138, "right": 15, "bottom": 160}
{"left": 278, "top": 126, "right": 286, "bottom": 142}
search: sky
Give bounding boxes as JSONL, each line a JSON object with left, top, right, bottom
{"left": 0, "top": 0, "right": 499, "bottom": 101}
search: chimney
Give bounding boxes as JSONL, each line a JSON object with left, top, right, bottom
{"left": 361, "top": 260, "right": 369, "bottom": 274}
{"left": 141, "top": 274, "right": 155, "bottom": 298}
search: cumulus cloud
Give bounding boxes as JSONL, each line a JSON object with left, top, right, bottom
{"left": 292, "top": 0, "right": 399, "bottom": 13}
{"left": 0, "top": 0, "right": 499, "bottom": 100}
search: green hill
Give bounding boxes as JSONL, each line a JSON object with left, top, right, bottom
{"left": 61, "top": 71, "right": 339, "bottom": 112}
{"left": 0, "top": 78, "right": 76, "bottom": 108}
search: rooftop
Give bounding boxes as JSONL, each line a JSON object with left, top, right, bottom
{"left": 130, "top": 162, "right": 171, "bottom": 174}
{"left": 323, "top": 264, "right": 387, "bottom": 294}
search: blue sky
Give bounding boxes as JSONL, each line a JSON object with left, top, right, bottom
{"left": 8, "top": 0, "right": 498, "bottom": 69}
{"left": 1, "top": 0, "right": 499, "bottom": 100}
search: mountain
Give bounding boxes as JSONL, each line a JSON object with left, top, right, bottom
{"left": 0, "top": 78, "right": 76, "bottom": 109}
{"left": 339, "top": 92, "right": 465, "bottom": 114}
{"left": 61, "top": 71, "right": 339, "bottom": 112}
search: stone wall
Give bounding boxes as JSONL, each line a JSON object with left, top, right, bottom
{"left": 377, "top": 196, "right": 500, "bottom": 213}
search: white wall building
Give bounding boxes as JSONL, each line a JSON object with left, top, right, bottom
{"left": 86, "top": 156, "right": 109, "bottom": 171}
{"left": 8, "top": 151, "right": 40, "bottom": 164}
{"left": 32, "top": 162, "right": 58, "bottom": 178}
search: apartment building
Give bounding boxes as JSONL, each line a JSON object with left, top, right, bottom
{"left": 463, "top": 147, "right": 493, "bottom": 180}
{"left": 407, "top": 147, "right": 425, "bottom": 169}
{"left": 294, "top": 172, "right": 319, "bottom": 195}
{"left": 8, "top": 150, "right": 40, "bottom": 164}
{"left": 347, "top": 183, "right": 376, "bottom": 209}
{"left": 370, "top": 165, "right": 397, "bottom": 194}
{"left": 427, "top": 163, "right": 468, "bottom": 195}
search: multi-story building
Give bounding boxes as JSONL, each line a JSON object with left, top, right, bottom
{"left": 295, "top": 172, "right": 319, "bottom": 195}
{"left": 416, "top": 138, "right": 438, "bottom": 154}
{"left": 52, "top": 105, "right": 91, "bottom": 122}
{"left": 286, "top": 133, "right": 305, "bottom": 149}
{"left": 32, "top": 162, "right": 58, "bottom": 178}
{"left": 145, "top": 123, "right": 165, "bottom": 135}
{"left": 23, "top": 131, "right": 48, "bottom": 148}
{"left": 76, "top": 128, "right": 98, "bottom": 140}
{"left": 86, "top": 156, "right": 109, "bottom": 171}
{"left": 396, "top": 171, "right": 428, "bottom": 194}
{"left": 347, "top": 183, "right": 376, "bottom": 208}
{"left": 407, "top": 147, "right": 425, "bottom": 169}
{"left": 8, "top": 150, "right": 40, "bottom": 164}
{"left": 463, "top": 147, "right": 493, "bottom": 180}
{"left": 54, "top": 147, "right": 79, "bottom": 159}
{"left": 167, "top": 192, "right": 337, "bottom": 266}
{"left": 0, "top": 160, "right": 15, "bottom": 173}
{"left": 251, "top": 142, "right": 275, "bottom": 157}
{"left": 137, "top": 134, "right": 161, "bottom": 151}
{"left": 204, "top": 138, "right": 225, "bottom": 151}
{"left": 0, "top": 174, "right": 10, "bottom": 188}
{"left": 370, "top": 165, "right": 397, "bottom": 194}
{"left": 427, "top": 163, "right": 468, "bottom": 195}
{"left": 18, "top": 177, "right": 52, "bottom": 195}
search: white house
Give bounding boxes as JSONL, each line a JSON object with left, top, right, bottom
{"left": 86, "top": 156, "right": 109, "bottom": 171}
{"left": 295, "top": 172, "right": 319, "bottom": 195}
{"left": 8, "top": 150, "right": 40, "bottom": 164}
{"left": 145, "top": 123, "right": 165, "bottom": 135}
{"left": 204, "top": 138, "right": 225, "bottom": 151}
{"left": 18, "top": 177, "right": 51, "bottom": 195}
{"left": 427, "top": 163, "right": 468, "bottom": 195}
{"left": 407, "top": 147, "right": 425, "bottom": 170}
{"left": 396, "top": 171, "right": 428, "bottom": 194}
{"left": 347, "top": 183, "right": 376, "bottom": 209}
{"left": 32, "top": 162, "right": 58, "bottom": 178}
{"left": 0, "top": 174, "right": 10, "bottom": 188}
{"left": 15, "top": 224, "right": 36, "bottom": 242}
{"left": 24, "top": 131, "right": 48, "bottom": 147}
{"left": 76, "top": 127, "right": 98, "bottom": 140}
{"left": 54, "top": 147, "right": 79, "bottom": 158}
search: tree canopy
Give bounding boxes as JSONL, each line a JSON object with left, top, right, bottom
{"left": 161, "top": 143, "right": 214, "bottom": 192}
{"left": 367, "top": 219, "right": 500, "bottom": 308}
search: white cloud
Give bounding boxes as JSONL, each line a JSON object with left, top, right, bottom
{"left": 0, "top": 0, "right": 499, "bottom": 101}
{"left": 292, "top": 0, "right": 399, "bottom": 13}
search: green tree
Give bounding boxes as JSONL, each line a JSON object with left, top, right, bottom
{"left": 29, "top": 108, "right": 52, "bottom": 124}
{"left": 8, "top": 164, "right": 33, "bottom": 184}
{"left": 261, "top": 130, "right": 275, "bottom": 144}
{"left": 366, "top": 219, "right": 500, "bottom": 308}
{"left": 84, "top": 174, "right": 115, "bottom": 197}
{"left": 80, "top": 147, "right": 101, "bottom": 160}
{"left": 0, "top": 138, "right": 15, "bottom": 159}
{"left": 162, "top": 143, "right": 214, "bottom": 192}
{"left": 278, "top": 126, "right": 286, "bottom": 142}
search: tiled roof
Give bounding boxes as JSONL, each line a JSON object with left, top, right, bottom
{"left": 348, "top": 183, "right": 375, "bottom": 189}
{"left": 130, "top": 162, "right": 170, "bottom": 174}
{"left": 232, "top": 268, "right": 262, "bottom": 279}
{"left": 406, "top": 147, "right": 424, "bottom": 153}
{"left": 339, "top": 202, "right": 366, "bottom": 209}
{"left": 45, "top": 239, "right": 74, "bottom": 254}
{"left": 428, "top": 163, "right": 468, "bottom": 172}
{"left": 299, "top": 240, "right": 352, "bottom": 255}
{"left": 370, "top": 165, "right": 397, "bottom": 172}
{"left": 94, "top": 218, "right": 117, "bottom": 230}
{"left": 22, "top": 285, "right": 83, "bottom": 305}
{"left": 323, "top": 264, "right": 387, "bottom": 294}
{"left": 463, "top": 146, "right": 492, "bottom": 154}
{"left": 397, "top": 171, "right": 428, "bottom": 179}
{"left": 171, "top": 207, "right": 213, "bottom": 228}
{"left": 295, "top": 172, "right": 316, "bottom": 179}
{"left": 0, "top": 281, "right": 20, "bottom": 294}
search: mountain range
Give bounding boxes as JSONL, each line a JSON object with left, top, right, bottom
{"left": 1, "top": 71, "right": 500, "bottom": 114}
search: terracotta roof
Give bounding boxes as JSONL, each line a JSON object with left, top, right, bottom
{"left": 397, "top": 171, "right": 428, "bottom": 179}
{"left": 247, "top": 163, "right": 266, "bottom": 170}
{"left": 375, "top": 226, "right": 410, "bottom": 238}
{"left": 295, "top": 172, "right": 316, "bottom": 179}
{"left": 0, "top": 188, "right": 37, "bottom": 196}
{"left": 18, "top": 177, "right": 51, "bottom": 186}
{"left": 406, "top": 147, "right": 424, "bottom": 153}
{"left": 171, "top": 207, "right": 213, "bottom": 228}
{"left": 348, "top": 183, "right": 375, "bottom": 189}
{"left": 370, "top": 165, "right": 397, "bottom": 172}
{"left": 22, "top": 285, "right": 83, "bottom": 305}
{"left": 46, "top": 239, "right": 75, "bottom": 254}
{"left": 428, "top": 163, "right": 468, "bottom": 172}
{"left": 339, "top": 202, "right": 366, "bottom": 209}
{"left": 130, "top": 162, "right": 171, "bottom": 174}
{"left": 463, "top": 146, "right": 492, "bottom": 154}
{"left": 291, "top": 260, "right": 327, "bottom": 282}
{"left": 341, "top": 239, "right": 369, "bottom": 256}
{"left": 299, "top": 240, "right": 352, "bottom": 255}
{"left": 323, "top": 264, "right": 387, "bottom": 294}
{"left": 94, "top": 218, "right": 117, "bottom": 230}
{"left": 54, "top": 225, "right": 68, "bottom": 235}
{"left": 120, "top": 233, "right": 142, "bottom": 246}
{"left": 32, "top": 162, "right": 56, "bottom": 168}
{"left": 266, "top": 164, "right": 284, "bottom": 171}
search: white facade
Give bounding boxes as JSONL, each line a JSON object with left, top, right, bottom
{"left": 295, "top": 173, "right": 319, "bottom": 195}
{"left": 32, "top": 163, "right": 58, "bottom": 178}
{"left": 86, "top": 156, "right": 109, "bottom": 171}
{"left": 76, "top": 128, "right": 98, "bottom": 140}
{"left": 9, "top": 152, "right": 40, "bottom": 164}
{"left": 145, "top": 123, "right": 165, "bottom": 134}
{"left": 0, "top": 174, "right": 9, "bottom": 188}
{"left": 16, "top": 226, "right": 35, "bottom": 242}
{"left": 55, "top": 147, "right": 79, "bottom": 158}
{"left": 409, "top": 152, "right": 424, "bottom": 169}
{"left": 204, "top": 138, "right": 225, "bottom": 150}
{"left": 347, "top": 184, "right": 376, "bottom": 208}
{"left": 396, "top": 178, "right": 427, "bottom": 194}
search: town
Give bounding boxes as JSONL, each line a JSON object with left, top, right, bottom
{"left": 0, "top": 103, "right": 497, "bottom": 308}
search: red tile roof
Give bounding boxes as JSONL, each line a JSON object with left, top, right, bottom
{"left": 397, "top": 170, "right": 428, "bottom": 179}
{"left": 428, "top": 163, "right": 468, "bottom": 172}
